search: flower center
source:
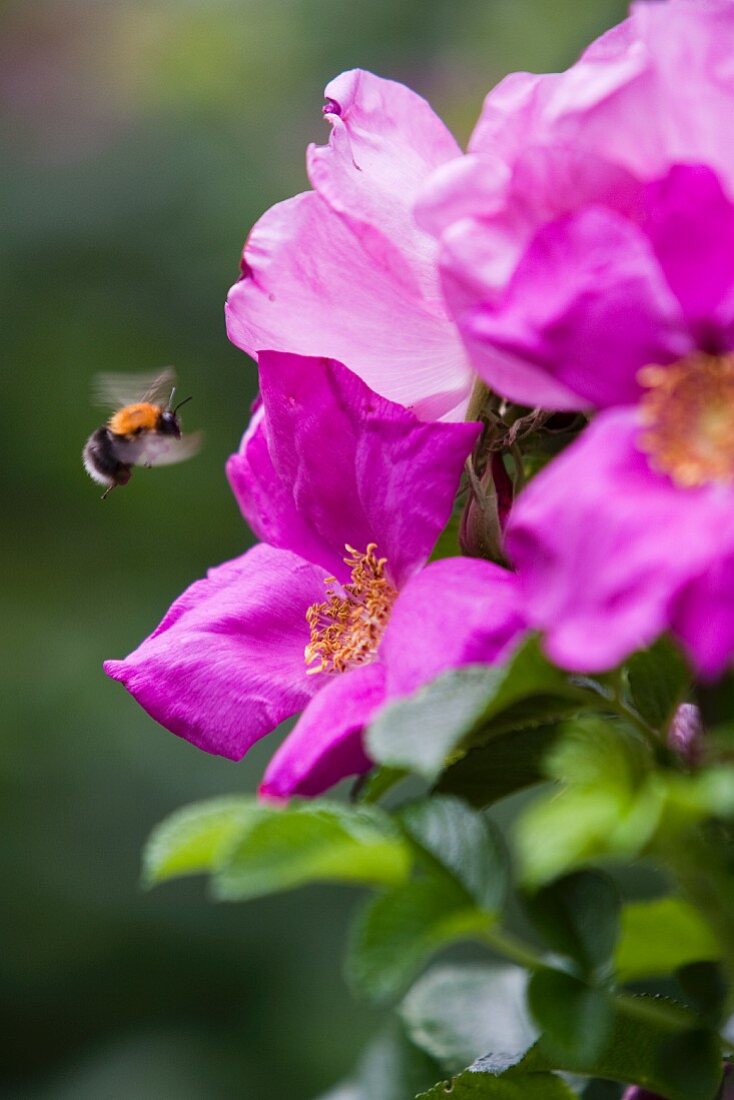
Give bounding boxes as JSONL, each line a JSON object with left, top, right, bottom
{"left": 637, "top": 353, "right": 734, "bottom": 487}
{"left": 304, "top": 544, "right": 397, "bottom": 675}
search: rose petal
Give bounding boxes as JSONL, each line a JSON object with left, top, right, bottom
{"left": 506, "top": 408, "right": 734, "bottom": 673}
{"left": 308, "top": 69, "right": 461, "bottom": 301}
{"left": 468, "top": 18, "right": 643, "bottom": 164}
{"left": 467, "top": 206, "right": 691, "bottom": 410}
{"left": 672, "top": 541, "right": 734, "bottom": 680}
{"left": 228, "top": 352, "right": 481, "bottom": 586}
{"left": 104, "top": 544, "right": 325, "bottom": 760}
{"left": 640, "top": 164, "right": 734, "bottom": 339}
{"left": 226, "top": 404, "right": 338, "bottom": 576}
{"left": 419, "top": 143, "right": 642, "bottom": 316}
{"left": 468, "top": 2, "right": 734, "bottom": 193}
{"left": 225, "top": 191, "right": 471, "bottom": 419}
{"left": 259, "top": 661, "right": 386, "bottom": 799}
{"left": 381, "top": 557, "right": 526, "bottom": 699}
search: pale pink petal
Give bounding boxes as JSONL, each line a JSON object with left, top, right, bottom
{"left": 259, "top": 662, "right": 385, "bottom": 799}
{"left": 228, "top": 353, "right": 481, "bottom": 586}
{"left": 467, "top": 207, "right": 691, "bottom": 410}
{"left": 468, "top": 2, "right": 734, "bottom": 193}
{"left": 468, "top": 18, "right": 642, "bottom": 163}
{"left": 506, "top": 408, "right": 734, "bottom": 673}
{"left": 308, "top": 69, "right": 461, "bottom": 302}
{"left": 418, "top": 145, "right": 642, "bottom": 312}
{"left": 225, "top": 191, "right": 471, "bottom": 419}
{"left": 381, "top": 557, "right": 526, "bottom": 699}
{"left": 104, "top": 544, "right": 325, "bottom": 760}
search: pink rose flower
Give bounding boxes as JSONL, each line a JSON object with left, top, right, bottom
{"left": 416, "top": 1, "right": 734, "bottom": 677}
{"left": 225, "top": 70, "right": 473, "bottom": 421}
{"left": 504, "top": 166, "right": 734, "bottom": 678}
{"left": 105, "top": 353, "right": 525, "bottom": 797}
{"left": 418, "top": 0, "right": 734, "bottom": 409}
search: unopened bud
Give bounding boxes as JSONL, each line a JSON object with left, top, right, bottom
{"left": 667, "top": 702, "right": 704, "bottom": 766}
{"left": 460, "top": 454, "right": 513, "bottom": 565}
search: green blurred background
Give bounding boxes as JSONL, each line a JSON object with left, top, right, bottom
{"left": 2, "top": 1, "right": 627, "bottom": 1095}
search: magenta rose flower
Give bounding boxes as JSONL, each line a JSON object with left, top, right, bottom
{"left": 413, "top": 1, "right": 734, "bottom": 677}
{"left": 418, "top": 0, "right": 734, "bottom": 410}
{"left": 105, "top": 353, "right": 525, "bottom": 797}
{"left": 225, "top": 70, "right": 473, "bottom": 421}
{"left": 470, "top": 162, "right": 734, "bottom": 679}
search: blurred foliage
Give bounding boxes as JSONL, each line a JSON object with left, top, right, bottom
{"left": 1, "top": 0, "right": 627, "bottom": 1095}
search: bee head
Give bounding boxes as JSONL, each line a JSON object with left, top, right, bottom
{"left": 158, "top": 408, "right": 181, "bottom": 437}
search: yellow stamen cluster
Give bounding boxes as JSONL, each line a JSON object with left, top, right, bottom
{"left": 637, "top": 353, "right": 734, "bottom": 487}
{"left": 304, "top": 544, "right": 397, "bottom": 675}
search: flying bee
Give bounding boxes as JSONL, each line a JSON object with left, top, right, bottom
{"left": 83, "top": 368, "right": 203, "bottom": 499}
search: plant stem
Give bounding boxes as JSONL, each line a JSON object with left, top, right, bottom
{"left": 475, "top": 924, "right": 547, "bottom": 971}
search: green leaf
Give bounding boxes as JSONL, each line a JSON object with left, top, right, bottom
{"left": 366, "top": 636, "right": 594, "bottom": 782}
{"left": 420, "top": 996, "right": 722, "bottom": 1100}
{"left": 417, "top": 1073, "right": 576, "bottom": 1099}
{"left": 400, "top": 797, "right": 509, "bottom": 912}
{"left": 213, "top": 801, "right": 411, "bottom": 901}
{"left": 515, "top": 719, "right": 663, "bottom": 886}
{"left": 527, "top": 969, "right": 613, "bottom": 1064}
{"left": 626, "top": 637, "right": 690, "bottom": 730}
{"left": 142, "top": 796, "right": 263, "bottom": 886}
{"left": 655, "top": 1029, "right": 723, "bottom": 1099}
{"left": 615, "top": 897, "right": 721, "bottom": 981}
{"left": 676, "top": 962, "right": 727, "bottom": 1027}
{"left": 516, "top": 783, "right": 663, "bottom": 888}
{"left": 545, "top": 717, "right": 653, "bottom": 790}
{"left": 345, "top": 878, "right": 487, "bottom": 1004}
{"left": 399, "top": 963, "right": 537, "bottom": 1073}
{"left": 524, "top": 871, "right": 621, "bottom": 978}
{"left": 434, "top": 723, "right": 560, "bottom": 807}
{"left": 520, "top": 995, "right": 722, "bottom": 1100}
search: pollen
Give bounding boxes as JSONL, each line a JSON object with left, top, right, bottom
{"left": 637, "top": 353, "right": 734, "bottom": 488}
{"left": 304, "top": 544, "right": 397, "bottom": 675}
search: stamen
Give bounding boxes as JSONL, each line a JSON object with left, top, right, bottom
{"left": 637, "top": 352, "right": 734, "bottom": 487}
{"left": 304, "top": 544, "right": 397, "bottom": 675}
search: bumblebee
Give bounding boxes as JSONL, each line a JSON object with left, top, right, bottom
{"left": 83, "top": 369, "right": 202, "bottom": 499}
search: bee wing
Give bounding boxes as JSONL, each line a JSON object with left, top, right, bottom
{"left": 147, "top": 431, "right": 204, "bottom": 467}
{"left": 92, "top": 368, "right": 176, "bottom": 409}
{"left": 114, "top": 431, "right": 204, "bottom": 468}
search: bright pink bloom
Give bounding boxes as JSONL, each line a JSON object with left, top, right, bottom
{"left": 416, "top": 0, "right": 734, "bottom": 679}
{"left": 418, "top": 0, "right": 734, "bottom": 409}
{"left": 225, "top": 70, "right": 473, "bottom": 421}
{"left": 105, "top": 353, "right": 525, "bottom": 797}
{"left": 500, "top": 166, "right": 734, "bottom": 678}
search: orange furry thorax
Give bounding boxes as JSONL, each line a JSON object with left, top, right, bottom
{"left": 108, "top": 403, "right": 161, "bottom": 436}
